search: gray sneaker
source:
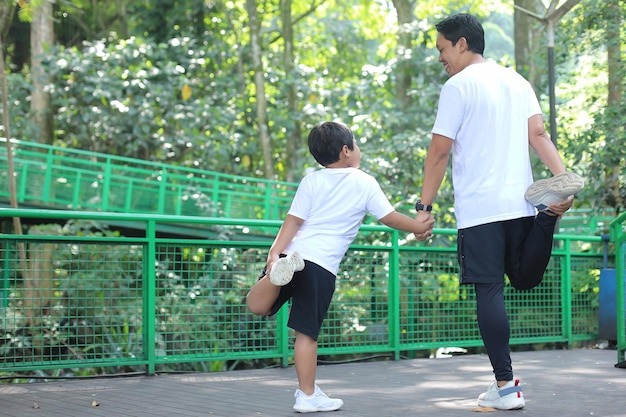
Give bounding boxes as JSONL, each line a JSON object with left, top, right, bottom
{"left": 477, "top": 379, "right": 525, "bottom": 410}
{"left": 524, "top": 172, "right": 584, "bottom": 211}
{"left": 293, "top": 385, "right": 343, "bottom": 413}
{"left": 269, "top": 252, "right": 305, "bottom": 286}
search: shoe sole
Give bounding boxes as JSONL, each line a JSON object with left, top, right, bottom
{"left": 269, "top": 252, "right": 304, "bottom": 286}
{"left": 293, "top": 399, "right": 344, "bottom": 413}
{"left": 524, "top": 172, "right": 584, "bottom": 210}
{"left": 477, "top": 398, "right": 525, "bottom": 410}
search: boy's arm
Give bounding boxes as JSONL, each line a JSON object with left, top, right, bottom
{"left": 379, "top": 211, "right": 434, "bottom": 239}
{"left": 267, "top": 214, "right": 305, "bottom": 267}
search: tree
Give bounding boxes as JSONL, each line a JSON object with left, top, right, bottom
{"left": 515, "top": 0, "right": 582, "bottom": 145}
{"left": 513, "top": 0, "right": 544, "bottom": 85}
{"left": 245, "top": 0, "right": 274, "bottom": 179}
{"left": 30, "top": 0, "right": 54, "bottom": 145}
{"left": 391, "top": 0, "right": 416, "bottom": 113}
{"left": 604, "top": 0, "right": 624, "bottom": 211}
{"left": 280, "top": 0, "right": 298, "bottom": 182}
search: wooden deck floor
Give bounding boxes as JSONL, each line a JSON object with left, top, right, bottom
{"left": 0, "top": 348, "right": 625, "bottom": 417}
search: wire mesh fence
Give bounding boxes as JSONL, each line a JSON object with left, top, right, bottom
{"left": 0, "top": 209, "right": 614, "bottom": 379}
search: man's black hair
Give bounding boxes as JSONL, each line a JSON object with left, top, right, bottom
{"left": 436, "top": 13, "right": 485, "bottom": 55}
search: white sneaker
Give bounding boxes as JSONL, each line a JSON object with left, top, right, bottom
{"left": 477, "top": 379, "right": 525, "bottom": 410}
{"left": 524, "top": 172, "right": 584, "bottom": 211}
{"left": 293, "top": 385, "right": 343, "bottom": 413}
{"left": 269, "top": 252, "right": 305, "bottom": 286}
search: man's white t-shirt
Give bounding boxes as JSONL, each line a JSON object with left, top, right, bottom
{"left": 285, "top": 167, "right": 394, "bottom": 275}
{"left": 432, "top": 61, "right": 540, "bottom": 229}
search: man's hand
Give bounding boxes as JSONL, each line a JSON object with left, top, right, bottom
{"left": 414, "top": 211, "right": 434, "bottom": 241}
{"left": 546, "top": 195, "right": 574, "bottom": 218}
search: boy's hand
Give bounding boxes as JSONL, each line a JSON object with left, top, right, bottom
{"left": 266, "top": 253, "right": 280, "bottom": 274}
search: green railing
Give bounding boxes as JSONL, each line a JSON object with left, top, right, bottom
{"left": 0, "top": 208, "right": 609, "bottom": 376}
{"left": 610, "top": 211, "right": 626, "bottom": 364}
{"left": 0, "top": 138, "right": 615, "bottom": 237}
{"left": 0, "top": 138, "right": 297, "bottom": 221}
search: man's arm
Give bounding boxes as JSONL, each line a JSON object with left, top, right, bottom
{"left": 528, "top": 114, "right": 566, "bottom": 175}
{"left": 419, "top": 133, "right": 453, "bottom": 207}
{"left": 528, "top": 114, "right": 575, "bottom": 215}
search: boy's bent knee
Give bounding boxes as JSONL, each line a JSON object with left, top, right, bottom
{"left": 246, "top": 295, "right": 272, "bottom": 316}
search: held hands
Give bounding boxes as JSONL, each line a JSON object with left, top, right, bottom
{"left": 414, "top": 211, "right": 434, "bottom": 241}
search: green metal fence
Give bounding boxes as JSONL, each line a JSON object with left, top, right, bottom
{"left": 0, "top": 208, "right": 609, "bottom": 377}
{"left": 610, "top": 212, "right": 626, "bottom": 364}
{"left": 0, "top": 138, "right": 615, "bottom": 236}
{"left": 0, "top": 138, "right": 297, "bottom": 221}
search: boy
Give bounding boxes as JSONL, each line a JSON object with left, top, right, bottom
{"left": 246, "top": 121, "right": 433, "bottom": 413}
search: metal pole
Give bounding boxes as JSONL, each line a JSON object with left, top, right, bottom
{"left": 547, "top": 20, "right": 557, "bottom": 146}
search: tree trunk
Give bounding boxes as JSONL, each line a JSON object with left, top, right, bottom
{"left": 605, "top": 0, "right": 623, "bottom": 210}
{"left": 0, "top": 0, "right": 31, "bottom": 330}
{"left": 0, "top": 0, "right": 14, "bottom": 41}
{"left": 391, "top": 0, "right": 416, "bottom": 113}
{"left": 513, "top": 0, "right": 543, "bottom": 86}
{"left": 245, "top": 0, "right": 274, "bottom": 179}
{"left": 30, "top": 0, "right": 54, "bottom": 145}
{"left": 280, "top": 0, "right": 300, "bottom": 182}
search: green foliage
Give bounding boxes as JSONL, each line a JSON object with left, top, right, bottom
{"left": 44, "top": 35, "right": 256, "bottom": 174}
{"left": 553, "top": 0, "right": 625, "bottom": 214}
{"left": 1, "top": 0, "right": 622, "bottom": 220}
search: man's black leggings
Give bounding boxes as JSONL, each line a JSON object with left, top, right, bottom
{"left": 505, "top": 212, "right": 559, "bottom": 290}
{"left": 467, "top": 212, "right": 559, "bottom": 381}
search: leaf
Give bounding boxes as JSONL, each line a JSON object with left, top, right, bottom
{"left": 181, "top": 84, "right": 192, "bottom": 101}
{"left": 471, "top": 407, "right": 497, "bottom": 412}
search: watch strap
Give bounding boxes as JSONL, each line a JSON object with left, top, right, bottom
{"left": 415, "top": 200, "right": 433, "bottom": 212}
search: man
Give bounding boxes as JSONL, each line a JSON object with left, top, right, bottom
{"left": 415, "top": 13, "right": 584, "bottom": 410}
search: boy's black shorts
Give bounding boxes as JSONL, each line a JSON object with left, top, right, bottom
{"left": 260, "top": 259, "right": 336, "bottom": 341}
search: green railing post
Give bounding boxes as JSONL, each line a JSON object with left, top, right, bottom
{"left": 609, "top": 212, "right": 626, "bottom": 364}
{"left": 264, "top": 185, "right": 272, "bottom": 221}
{"left": 2, "top": 242, "right": 10, "bottom": 307}
{"left": 102, "top": 158, "right": 112, "bottom": 211}
{"left": 278, "top": 304, "right": 290, "bottom": 367}
{"left": 158, "top": 168, "right": 167, "bottom": 214}
{"left": 73, "top": 172, "right": 82, "bottom": 208}
{"left": 18, "top": 164, "right": 28, "bottom": 203}
{"left": 561, "top": 236, "right": 574, "bottom": 344}
{"left": 144, "top": 219, "right": 157, "bottom": 375}
{"left": 125, "top": 179, "right": 134, "bottom": 211}
{"left": 389, "top": 231, "right": 401, "bottom": 360}
{"left": 43, "top": 148, "right": 54, "bottom": 202}
{"left": 616, "top": 240, "right": 625, "bottom": 364}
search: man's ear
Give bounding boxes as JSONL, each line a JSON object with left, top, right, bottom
{"left": 458, "top": 37, "right": 468, "bottom": 52}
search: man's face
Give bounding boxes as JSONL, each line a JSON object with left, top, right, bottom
{"left": 436, "top": 33, "right": 464, "bottom": 77}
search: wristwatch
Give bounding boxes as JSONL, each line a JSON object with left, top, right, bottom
{"left": 415, "top": 200, "right": 433, "bottom": 212}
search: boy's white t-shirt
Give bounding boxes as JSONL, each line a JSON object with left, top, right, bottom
{"left": 432, "top": 61, "right": 540, "bottom": 229}
{"left": 286, "top": 167, "right": 394, "bottom": 275}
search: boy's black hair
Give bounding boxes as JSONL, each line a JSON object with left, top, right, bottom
{"left": 435, "top": 13, "right": 485, "bottom": 56}
{"left": 307, "top": 121, "right": 355, "bottom": 167}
